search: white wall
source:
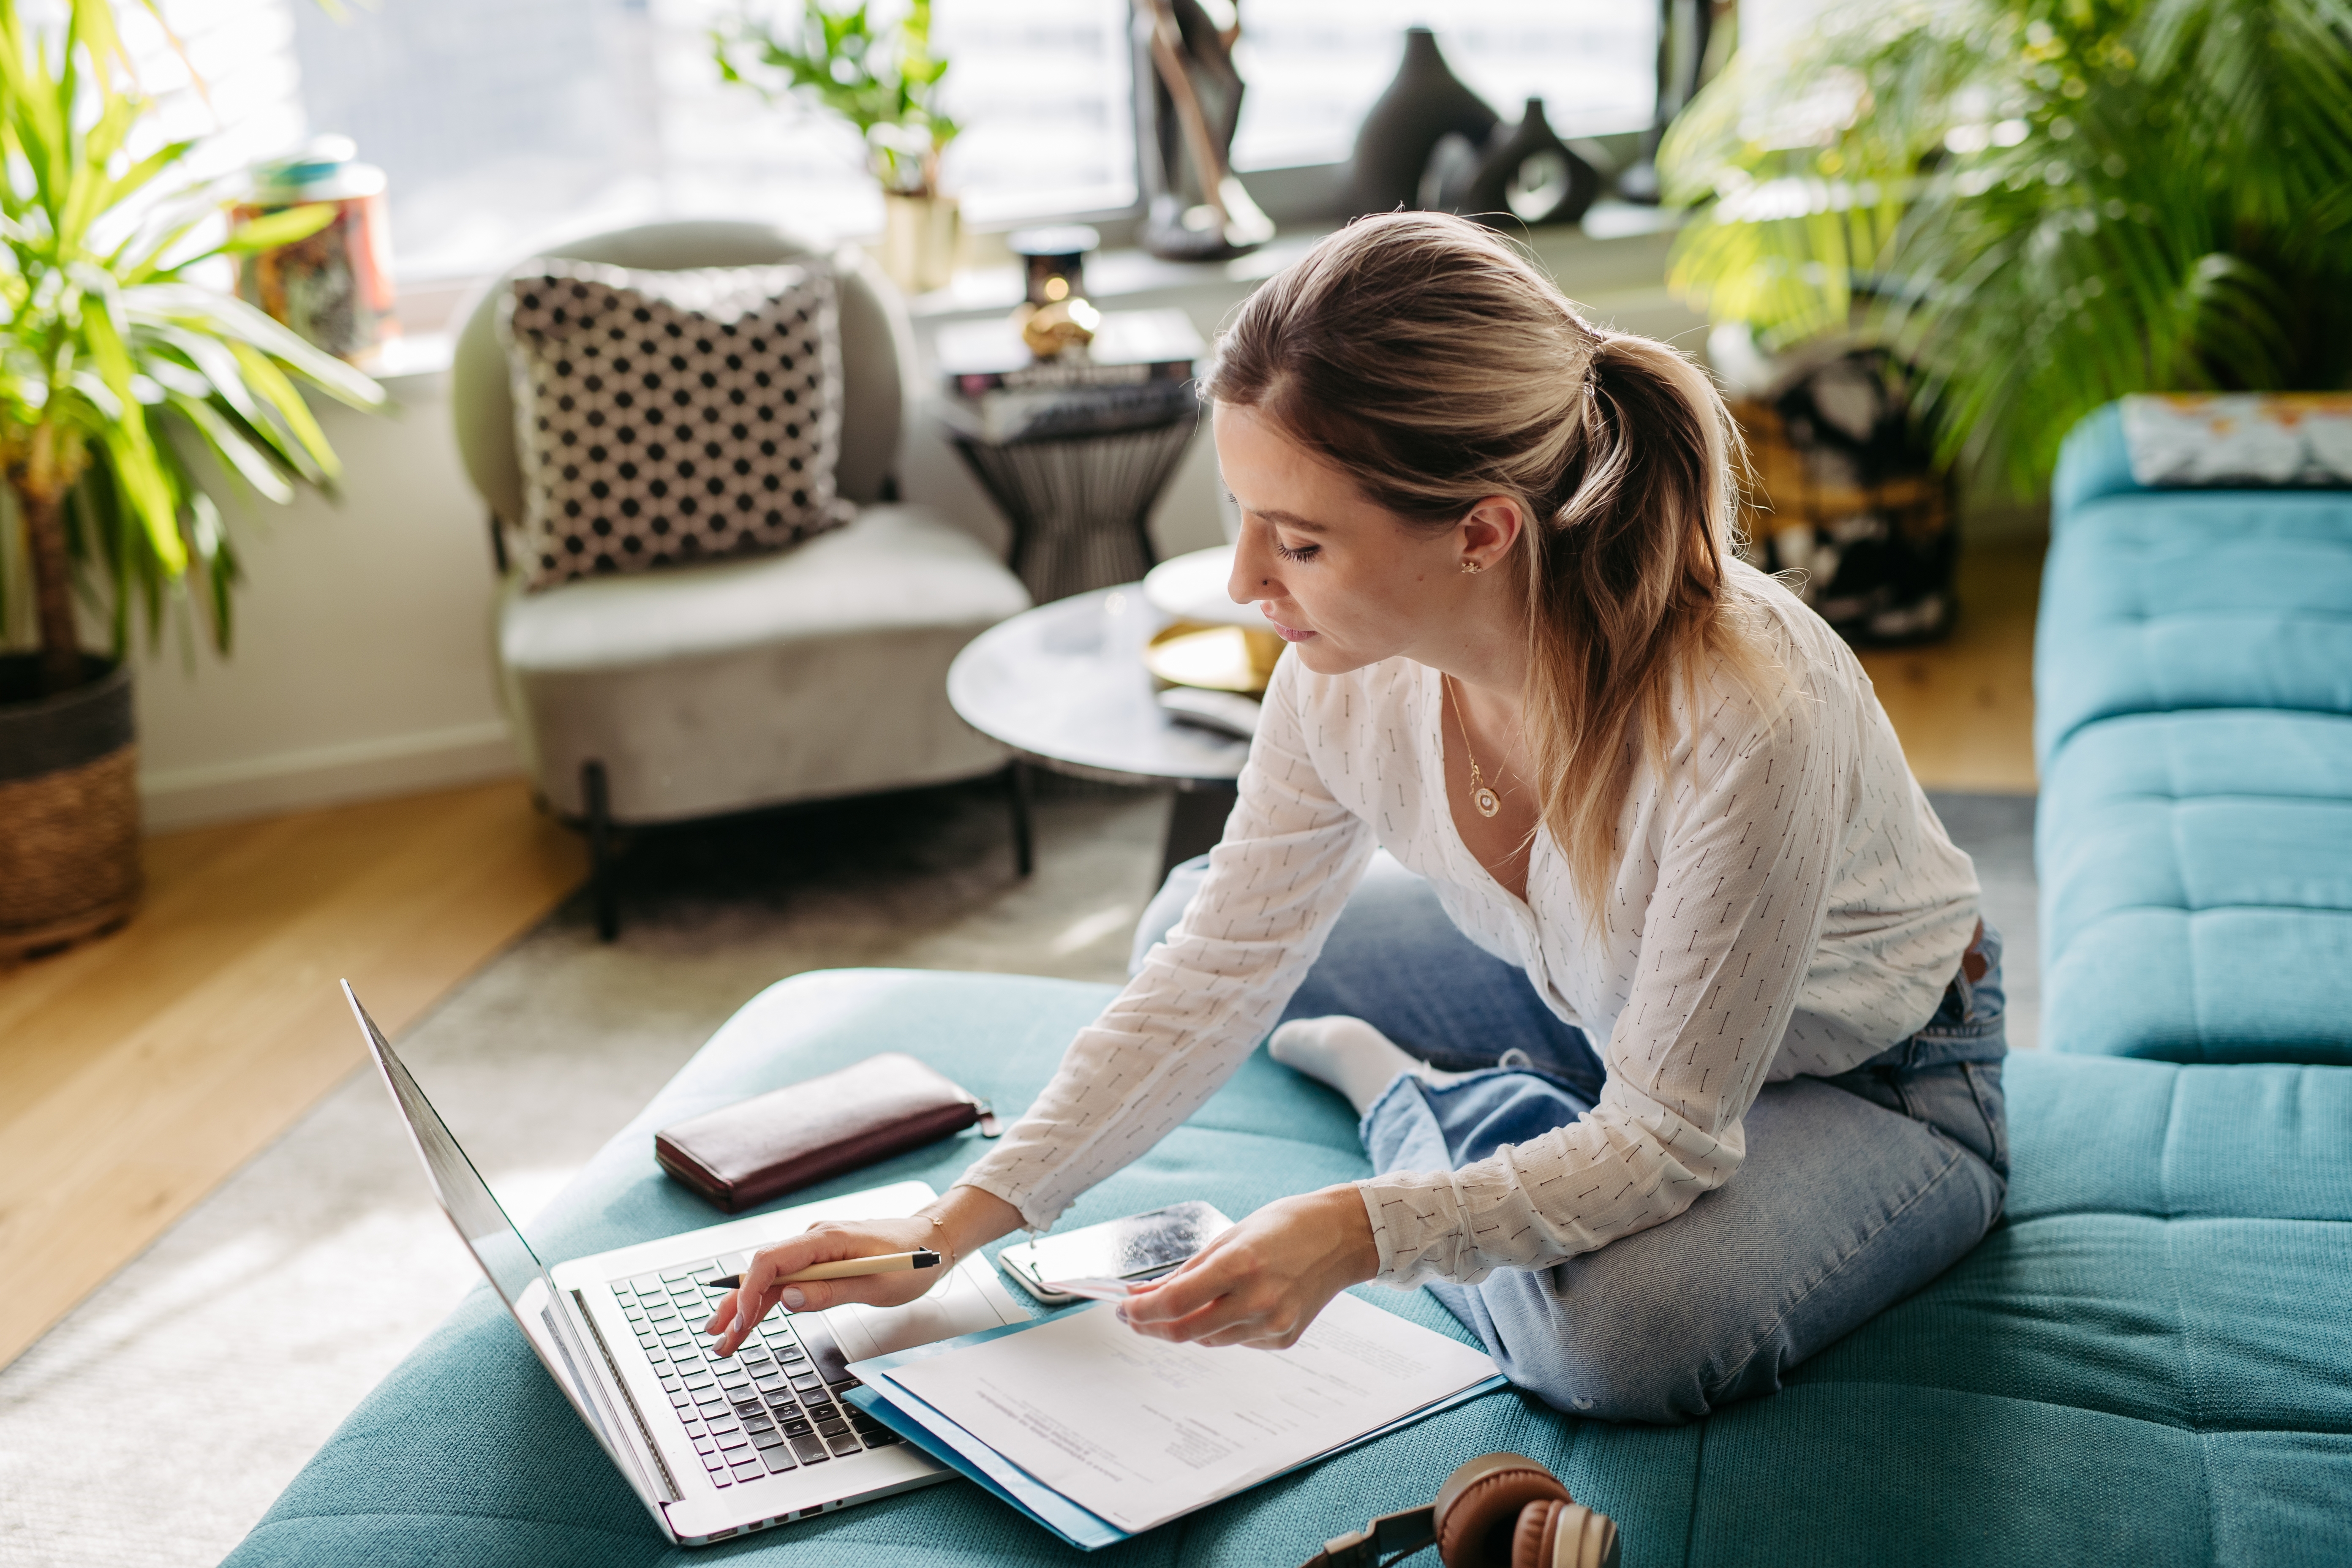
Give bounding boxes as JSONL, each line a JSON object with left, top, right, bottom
{"left": 132, "top": 365, "right": 515, "bottom": 830}
{"left": 131, "top": 217, "right": 1707, "bottom": 830}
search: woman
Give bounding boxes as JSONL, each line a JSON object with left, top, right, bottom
{"left": 708, "top": 212, "right": 2006, "bottom": 1424}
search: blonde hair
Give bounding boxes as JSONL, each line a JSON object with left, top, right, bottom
{"left": 1204, "top": 212, "right": 1780, "bottom": 910}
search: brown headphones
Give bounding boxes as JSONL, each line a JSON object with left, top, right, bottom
{"left": 1298, "top": 1452, "right": 1620, "bottom": 1568}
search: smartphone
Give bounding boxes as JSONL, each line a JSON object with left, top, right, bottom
{"left": 994, "top": 1200, "right": 1233, "bottom": 1306}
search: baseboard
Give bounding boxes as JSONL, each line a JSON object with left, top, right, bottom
{"left": 139, "top": 720, "right": 522, "bottom": 832}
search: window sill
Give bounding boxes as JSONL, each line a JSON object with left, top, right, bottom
{"left": 902, "top": 199, "right": 1685, "bottom": 326}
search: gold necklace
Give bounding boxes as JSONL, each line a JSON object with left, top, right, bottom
{"left": 1443, "top": 674, "right": 1503, "bottom": 819}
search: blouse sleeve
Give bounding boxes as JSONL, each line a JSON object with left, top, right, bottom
{"left": 1357, "top": 677, "right": 1845, "bottom": 1286}
{"left": 956, "top": 654, "right": 1377, "bottom": 1231}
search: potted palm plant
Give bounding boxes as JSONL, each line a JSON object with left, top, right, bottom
{"left": 0, "top": 0, "right": 384, "bottom": 957}
{"left": 713, "top": 0, "right": 962, "bottom": 291}
{"left": 1659, "top": 0, "right": 2352, "bottom": 497}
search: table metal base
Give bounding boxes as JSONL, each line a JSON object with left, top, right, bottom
{"left": 1162, "top": 784, "right": 1239, "bottom": 881}
{"left": 950, "top": 417, "right": 1198, "bottom": 604}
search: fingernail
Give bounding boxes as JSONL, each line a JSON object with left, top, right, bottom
{"left": 781, "top": 1288, "right": 806, "bottom": 1310}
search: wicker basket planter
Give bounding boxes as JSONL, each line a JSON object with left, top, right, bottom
{"left": 1731, "top": 346, "right": 1958, "bottom": 646}
{"left": 0, "top": 655, "right": 142, "bottom": 958}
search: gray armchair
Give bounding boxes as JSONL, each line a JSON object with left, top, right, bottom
{"left": 452, "top": 220, "right": 1033, "bottom": 936}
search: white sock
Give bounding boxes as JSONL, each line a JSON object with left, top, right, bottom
{"left": 1268, "top": 1015, "right": 1473, "bottom": 1116}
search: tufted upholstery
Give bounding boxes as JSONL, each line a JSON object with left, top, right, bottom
{"left": 2035, "top": 408, "right": 2352, "bottom": 768}
{"left": 2036, "top": 404, "right": 2352, "bottom": 1066}
{"left": 2038, "top": 711, "right": 2352, "bottom": 1064}
{"left": 224, "top": 969, "right": 2352, "bottom": 1568}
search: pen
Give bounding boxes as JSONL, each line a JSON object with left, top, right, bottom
{"left": 702, "top": 1248, "right": 941, "bottom": 1290}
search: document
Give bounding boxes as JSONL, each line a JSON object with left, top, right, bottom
{"left": 875, "top": 1291, "right": 1497, "bottom": 1533}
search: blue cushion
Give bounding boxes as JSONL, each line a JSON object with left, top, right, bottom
{"left": 226, "top": 970, "right": 2352, "bottom": 1568}
{"left": 2039, "top": 711, "right": 2352, "bottom": 1064}
{"left": 2033, "top": 483, "right": 2352, "bottom": 767}
{"left": 2049, "top": 401, "right": 2152, "bottom": 524}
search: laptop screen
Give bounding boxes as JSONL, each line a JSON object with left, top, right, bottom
{"left": 342, "top": 983, "right": 656, "bottom": 1508}
{"left": 367, "top": 1009, "right": 553, "bottom": 1319}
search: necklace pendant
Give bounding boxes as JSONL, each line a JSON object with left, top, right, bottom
{"left": 1473, "top": 785, "right": 1501, "bottom": 818}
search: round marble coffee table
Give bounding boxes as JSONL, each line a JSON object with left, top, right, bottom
{"left": 948, "top": 584, "right": 1249, "bottom": 880}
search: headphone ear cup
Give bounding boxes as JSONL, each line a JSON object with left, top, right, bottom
{"left": 1508, "top": 1498, "right": 1621, "bottom": 1568}
{"left": 1433, "top": 1455, "right": 1571, "bottom": 1568}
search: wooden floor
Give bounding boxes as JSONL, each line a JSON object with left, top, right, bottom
{"left": 0, "top": 540, "right": 2039, "bottom": 1372}
{"left": 1856, "top": 538, "right": 2043, "bottom": 794}
{"left": 0, "top": 781, "right": 583, "bottom": 1369}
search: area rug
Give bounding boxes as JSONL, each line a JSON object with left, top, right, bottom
{"left": 0, "top": 786, "right": 2035, "bottom": 1568}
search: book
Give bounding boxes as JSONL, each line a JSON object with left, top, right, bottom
{"left": 934, "top": 308, "right": 1207, "bottom": 395}
{"left": 935, "top": 377, "right": 1200, "bottom": 444}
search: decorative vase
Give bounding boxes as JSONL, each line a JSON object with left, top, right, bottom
{"left": 1442, "top": 98, "right": 1603, "bottom": 230}
{"left": 0, "top": 655, "right": 143, "bottom": 958}
{"left": 879, "top": 192, "right": 960, "bottom": 295}
{"left": 234, "top": 134, "right": 400, "bottom": 368}
{"left": 1344, "top": 27, "right": 1498, "bottom": 219}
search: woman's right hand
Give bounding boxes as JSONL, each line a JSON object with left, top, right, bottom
{"left": 704, "top": 1214, "right": 945, "bottom": 1356}
{"left": 702, "top": 1184, "right": 1025, "bottom": 1358}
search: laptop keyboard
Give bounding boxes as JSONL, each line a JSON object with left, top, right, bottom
{"left": 610, "top": 1258, "right": 901, "bottom": 1490}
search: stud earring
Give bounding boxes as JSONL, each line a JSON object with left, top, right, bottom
{"left": 1459, "top": 561, "right": 1482, "bottom": 575}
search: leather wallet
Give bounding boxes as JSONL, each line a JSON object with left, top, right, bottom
{"left": 653, "top": 1053, "right": 1000, "bottom": 1213}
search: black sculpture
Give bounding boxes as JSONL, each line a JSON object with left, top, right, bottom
{"left": 1426, "top": 97, "right": 1602, "bottom": 230}
{"left": 1343, "top": 27, "right": 1497, "bottom": 218}
{"left": 1134, "top": 0, "right": 1271, "bottom": 262}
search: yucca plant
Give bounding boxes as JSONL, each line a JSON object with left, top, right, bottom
{"left": 0, "top": 0, "right": 384, "bottom": 698}
{"left": 1660, "top": 0, "right": 2352, "bottom": 496}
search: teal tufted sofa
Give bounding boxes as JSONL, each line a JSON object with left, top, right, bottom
{"left": 228, "top": 400, "right": 2352, "bottom": 1564}
{"left": 2037, "top": 404, "right": 2352, "bottom": 1066}
{"left": 226, "top": 968, "right": 2352, "bottom": 1567}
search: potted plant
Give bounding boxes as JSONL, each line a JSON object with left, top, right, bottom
{"left": 1658, "top": 0, "right": 2352, "bottom": 497}
{"left": 714, "top": 0, "right": 962, "bottom": 292}
{"left": 0, "top": 0, "right": 384, "bottom": 957}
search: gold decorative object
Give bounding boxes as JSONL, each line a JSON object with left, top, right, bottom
{"left": 1143, "top": 620, "right": 1284, "bottom": 695}
{"left": 1015, "top": 296, "right": 1102, "bottom": 359}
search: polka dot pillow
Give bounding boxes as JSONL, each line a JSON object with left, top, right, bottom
{"left": 498, "top": 257, "right": 855, "bottom": 587}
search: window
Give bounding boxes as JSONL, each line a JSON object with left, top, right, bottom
{"left": 125, "top": 1, "right": 1658, "bottom": 282}
{"left": 279, "top": 0, "right": 1138, "bottom": 278}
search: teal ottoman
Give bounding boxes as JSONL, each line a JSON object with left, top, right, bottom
{"left": 226, "top": 970, "right": 2352, "bottom": 1567}
{"left": 2038, "top": 710, "right": 2352, "bottom": 1065}
{"left": 2035, "top": 406, "right": 2352, "bottom": 768}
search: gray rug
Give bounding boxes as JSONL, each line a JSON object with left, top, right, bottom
{"left": 0, "top": 784, "right": 2034, "bottom": 1568}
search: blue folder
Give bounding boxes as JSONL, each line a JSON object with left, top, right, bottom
{"left": 846, "top": 1309, "right": 1508, "bottom": 1552}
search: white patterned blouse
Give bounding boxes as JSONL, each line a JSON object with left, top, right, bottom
{"left": 960, "top": 563, "right": 1982, "bottom": 1286}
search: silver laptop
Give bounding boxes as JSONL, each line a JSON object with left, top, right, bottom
{"left": 343, "top": 982, "right": 1030, "bottom": 1546}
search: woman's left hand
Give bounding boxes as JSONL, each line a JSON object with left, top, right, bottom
{"left": 1115, "top": 1185, "right": 1380, "bottom": 1350}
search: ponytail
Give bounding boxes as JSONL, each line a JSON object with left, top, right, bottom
{"left": 1522, "top": 332, "right": 1775, "bottom": 914}
{"left": 1206, "top": 214, "right": 1781, "bottom": 915}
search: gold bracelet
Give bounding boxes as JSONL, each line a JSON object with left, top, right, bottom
{"left": 920, "top": 1211, "right": 955, "bottom": 1272}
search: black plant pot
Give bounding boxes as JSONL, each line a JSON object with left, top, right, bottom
{"left": 1344, "top": 27, "right": 1497, "bottom": 218}
{"left": 0, "top": 654, "right": 143, "bottom": 956}
{"left": 1436, "top": 97, "right": 1603, "bottom": 230}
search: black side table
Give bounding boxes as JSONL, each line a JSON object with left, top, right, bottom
{"left": 947, "top": 392, "right": 1199, "bottom": 604}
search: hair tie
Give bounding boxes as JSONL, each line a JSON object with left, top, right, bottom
{"left": 1583, "top": 334, "right": 1611, "bottom": 385}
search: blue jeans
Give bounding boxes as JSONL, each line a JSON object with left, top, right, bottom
{"left": 1136, "top": 852, "right": 2009, "bottom": 1425}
